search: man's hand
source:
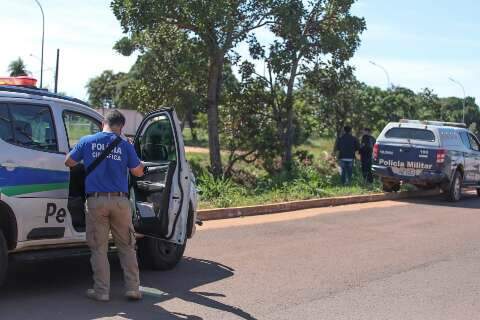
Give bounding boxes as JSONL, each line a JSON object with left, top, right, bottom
{"left": 130, "top": 163, "right": 145, "bottom": 177}
{"left": 64, "top": 155, "right": 78, "bottom": 168}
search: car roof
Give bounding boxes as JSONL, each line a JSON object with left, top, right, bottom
{"left": 386, "top": 121, "right": 467, "bottom": 132}
{"left": 0, "top": 85, "right": 90, "bottom": 108}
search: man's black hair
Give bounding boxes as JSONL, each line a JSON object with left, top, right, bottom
{"left": 344, "top": 126, "right": 352, "bottom": 133}
{"left": 105, "top": 110, "right": 126, "bottom": 128}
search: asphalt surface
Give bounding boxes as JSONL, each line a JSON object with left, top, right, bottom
{"left": 2, "top": 194, "right": 480, "bottom": 319}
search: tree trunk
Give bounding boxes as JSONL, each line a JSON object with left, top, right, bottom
{"left": 282, "top": 58, "right": 300, "bottom": 170}
{"left": 187, "top": 107, "right": 198, "bottom": 142}
{"left": 206, "top": 51, "right": 225, "bottom": 177}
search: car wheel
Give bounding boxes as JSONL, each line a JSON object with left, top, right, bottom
{"left": 382, "top": 183, "right": 393, "bottom": 192}
{"left": 0, "top": 231, "right": 8, "bottom": 288}
{"left": 477, "top": 188, "right": 480, "bottom": 197}
{"left": 383, "top": 182, "right": 400, "bottom": 192}
{"left": 446, "top": 170, "right": 462, "bottom": 202}
{"left": 138, "top": 236, "right": 186, "bottom": 271}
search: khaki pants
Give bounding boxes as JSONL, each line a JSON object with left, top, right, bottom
{"left": 86, "top": 196, "right": 140, "bottom": 295}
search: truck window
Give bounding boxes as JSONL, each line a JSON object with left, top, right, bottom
{"left": 63, "top": 111, "right": 101, "bottom": 149}
{"left": 468, "top": 133, "right": 480, "bottom": 151}
{"left": 384, "top": 127, "right": 435, "bottom": 142}
{"left": 459, "top": 132, "right": 471, "bottom": 149}
{"left": 0, "top": 104, "right": 13, "bottom": 143}
{"left": 9, "top": 104, "right": 58, "bottom": 152}
{"left": 137, "top": 115, "right": 177, "bottom": 162}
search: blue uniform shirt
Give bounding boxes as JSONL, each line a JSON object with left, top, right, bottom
{"left": 69, "top": 132, "right": 141, "bottom": 193}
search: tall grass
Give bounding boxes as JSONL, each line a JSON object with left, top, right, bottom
{"left": 187, "top": 136, "right": 383, "bottom": 209}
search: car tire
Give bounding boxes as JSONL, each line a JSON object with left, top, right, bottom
{"left": 382, "top": 182, "right": 400, "bottom": 193}
{"left": 138, "top": 236, "right": 186, "bottom": 271}
{"left": 0, "top": 231, "right": 8, "bottom": 288}
{"left": 476, "top": 188, "right": 480, "bottom": 197}
{"left": 446, "top": 170, "right": 462, "bottom": 202}
{"left": 382, "top": 183, "right": 393, "bottom": 192}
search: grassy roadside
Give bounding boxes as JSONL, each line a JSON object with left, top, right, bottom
{"left": 185, "top": 136, "right": 385, "bottom": 209}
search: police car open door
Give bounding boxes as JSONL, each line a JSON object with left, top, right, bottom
{"left": 130, "top": 109, "right": 189, "bottom": 244}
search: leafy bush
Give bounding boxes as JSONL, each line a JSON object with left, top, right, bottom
{"left": 197, "top": 172, "right": 246, "bottom": 208}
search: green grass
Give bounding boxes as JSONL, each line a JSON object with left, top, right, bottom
{"left": 182, "top": 127, "right": 209, "bottom": 148}
{"left": 300, "top": 137, "right": 336, "bottom": 158}
{"left": 186, "top": 135, "right": 388, "bottom": 209}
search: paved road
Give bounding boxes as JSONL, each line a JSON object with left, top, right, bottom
{"left": 2, "top": 194, "right": 480, "bottom": 319}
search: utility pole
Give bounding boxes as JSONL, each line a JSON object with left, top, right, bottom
{"left": 34, "top": 0, "right": 45, "bottom": 88}
{"left": 369, "top": 60, "right": 392, "bottom": 89}
{"left": 54, "top": 49, "right": 60, "bottom": 93}
{"left": 449, "top": 77, "right": 466, "bottom": 124}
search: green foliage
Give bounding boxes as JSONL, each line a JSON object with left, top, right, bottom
{"left": 85, "top": 70, "right": 128, "bottom": 108}
{"left": 239, "top": 0, "right": 366, "bottom": 168}
{"left": 111, "top": 0, "right": 275, "bottom": 177}
{"left": 8, "top": 57, "right": 29, "bottom": 77}
{"left": 197, "top": 172, "right": 246, "bottom": 208}
{"left": 301, "top": 73, "right": 480, "bottom": 137}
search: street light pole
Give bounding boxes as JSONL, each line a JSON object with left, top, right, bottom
{"left": 369, "top": 60, "right": 391, "bottom": 89}
{"left": 33, "top": 0, "right": 45, "bottom": 88}
{"left": 449, "top": 77, "right": 466, "bottom": 124}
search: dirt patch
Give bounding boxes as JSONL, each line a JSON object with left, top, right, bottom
{"left": 185, "top": 146, "right": 209, "bottom": 154}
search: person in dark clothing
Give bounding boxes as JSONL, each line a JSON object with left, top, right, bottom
{"left": 359, "top": 128, "right": 376, "bottom": 183}
{"left": 334, "top": 126, "right": 360, "bottom": 185}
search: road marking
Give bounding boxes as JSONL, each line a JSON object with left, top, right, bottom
{"left": 199, "top": 200, "right": 409, "bottom": 230}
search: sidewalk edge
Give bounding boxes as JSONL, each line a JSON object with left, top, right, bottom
{"left": 198, "top": 189, "right": 441, "bottom": 221}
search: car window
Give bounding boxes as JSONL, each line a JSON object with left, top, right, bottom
{"left": 0, "top": 104, "right": 14, "bottom": 143}
{"left": 9, "top": 104, "right": 58, "bottom": 152}
{"left": 384, "top": 127, "right": 435, "bottom": 142}
{"left": 440, "top": 129, "right": 462, "bottom": 147}
{"left": 468, "top": 133, "right": 480, "bottom": 151}
{"left": 459, "top": 132, "right": 471, "bottom": 149}
{"left": 63, "top": 111, "right": 101, "bottom": 149}
{"left": 137, "top": 114, "right": 177, "bottom": 162}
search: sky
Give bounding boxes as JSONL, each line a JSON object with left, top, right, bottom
{"left": 0, "top": 0, "right": 479, "bottom": 103}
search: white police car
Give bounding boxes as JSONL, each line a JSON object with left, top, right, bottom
{"left": 0, "top": 77, "right": 199, "bottom": 287}
{"left": 373, "top": 119, "right": 480, "bottom": 201}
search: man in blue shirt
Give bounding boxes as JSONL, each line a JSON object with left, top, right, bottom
{"left": 65, "top": 110, "right": 144, "bottom": 302}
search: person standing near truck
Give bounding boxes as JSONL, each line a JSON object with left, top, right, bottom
{"left": 360, "top": 128, "right": 376, "bottom": 183}
{"left": 64, "top": 110, "right": 145, "bottom": 302}
{"left": 334, "top": 126, "right": 360, "bottom": 185}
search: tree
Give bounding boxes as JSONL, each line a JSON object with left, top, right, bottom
{"left": 8, "top": 58, "right": 29, "bottom": 77}
{"left": 246, "top": 0, "right": 366, "bottom": 169}
{"left": 112, "top": 25, "right": 208, "bottom": 133}
{"left": 111, "top": 0, "right": 273, "bottom": 177}
{"left": 85, "top": 70, "right": 127, "bottom": 108}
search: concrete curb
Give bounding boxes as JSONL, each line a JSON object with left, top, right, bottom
{"left": 198, "top": 189, "right": 442, "bottom": 221}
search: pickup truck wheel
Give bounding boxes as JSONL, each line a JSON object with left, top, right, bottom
{"left": 138, "top": 237, "right": 186, "bottom": 271}
{"left": 382, "top": 182, "right": 400, "bottom": 192}
{"left": 382, "top": 183, "right": 393, "bottom": 192}
{"left": 0, "top": 231, "right": 8, "bottom": 288}
{"left": 446, "top": 170, "right": 462, "bottom": 202}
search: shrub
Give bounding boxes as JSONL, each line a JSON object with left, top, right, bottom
{"left": 197, "top": 172, "right": 246, "bottom": 208}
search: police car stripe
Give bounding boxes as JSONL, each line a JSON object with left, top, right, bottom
{"left": 1, "top": 182, "right": 69, "bottom": 197}
{"left": 0, "top": 166, "right": 70, "bottom": 197}
{"left": 0, "top": 167, "right": 69, "bottom": 187}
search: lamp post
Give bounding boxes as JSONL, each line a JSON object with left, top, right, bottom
{"left": 369, "top": 60, "right": 391, "bottom": 89}
{"left": 33, "top": 0, "right": 45, "bottom": 88}
{"left": 448, "top": 77, "right": 466, "bottom": 124}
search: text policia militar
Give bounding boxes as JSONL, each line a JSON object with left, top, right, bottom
{"left": 378, "top": 158, "right": 433, "bottom": 169}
